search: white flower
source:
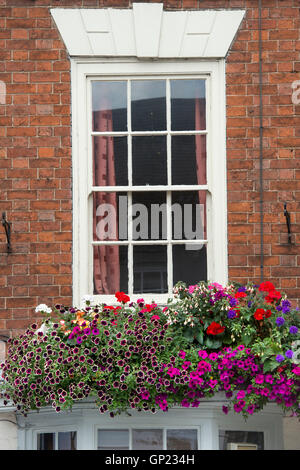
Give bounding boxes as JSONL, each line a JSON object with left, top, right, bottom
{"left": 35, "top": 304, "right": 52, "bottom": 314}
{"left": 36, "top": 323, "right": 48, "bottom": 336}
{"left": 81, "top": 295, "right": 94, "bottom": 305}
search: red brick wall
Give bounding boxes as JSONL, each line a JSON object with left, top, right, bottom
{"left": 0, "top": 0, "right": 300, "bottom": 336}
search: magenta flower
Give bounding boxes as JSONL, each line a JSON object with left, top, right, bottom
{"left": 198, "top": 350, "right": 208, "bottom": 359}
{"left": 178, "top": 350, "right": 186, "bottom": 359}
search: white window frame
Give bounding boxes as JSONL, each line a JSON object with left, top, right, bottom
{"left": 72, "top": 58, "right": 228, "bottom": 307}
{"left": 16, "top": 400, "right": 284, "bottom": 450}
{"left": 96, "top": 425, "right": 201, "bottom": 450}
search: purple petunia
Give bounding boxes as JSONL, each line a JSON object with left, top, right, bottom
{"left": 227, "top": 310, "right": 236, "bottom": 319}
{"left": 276, "top": 354, "right": 285, "bottom": 363}
{"left": 276, "top": 317, "right": 285, "bottom": 326}
{"left": 285, "top": 350, "right": 294, "bottom": 359}
{"left": 290, "top": 326, "right": 298, "bottom": 334}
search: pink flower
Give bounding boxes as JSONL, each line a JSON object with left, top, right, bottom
{"left": 178, "top": 350, "right": 186, "bottom": 359}
{"left": 151, "top": 315, "right": 160, "bottom": 321}
{"left": 292, "top": 366, "right": 300, "bottom": 376}
{"left": 188, "top": 285, "right": 197, "bottom": 294}
{"left": 141, "top": 391, "right": 150, "bottom": 400}
{"left": 198, "top": 350, "right": 208, "bottom": 359}
{"left": 236, "top": 390, "right": 246, "bottom": 399}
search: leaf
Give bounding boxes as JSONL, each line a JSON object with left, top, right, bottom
{"left": 205, "top": 337, "right": 222, "bottom": 349}
{"left": 183, "top": 327, "right": 194, "bottom": 342}
{"left": 195, "top": 329, "right": 204, "bottom": 345}
{"left": 241, "top": 333, "right": 252, "bottom": 347}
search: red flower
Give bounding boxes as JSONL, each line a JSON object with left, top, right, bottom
{"left": 151, "top": 315, "right": 160, "bottom": 321}
{"left": 115, "top": 291, "right": 130, "bottom": 303}
{"left": 206, "top": 322, "right": 225, "bottom": 335}
{"left": 254, "top": 308, "right": 265, "bottom": 321}
{"left": 264, "top": 309, "right": 272, "bottom": 318}
{"left": 235, "top": 292, "right": 247, "bottom": 299}
{"left": 265, "top": 290, "right": 281, "bottom": 304}
{"left": 259, "top": 281, "right": 275, "bottom": 293}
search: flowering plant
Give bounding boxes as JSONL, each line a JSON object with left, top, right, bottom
{"left": 1, "top": 282, "right": 299, "bottom": 419}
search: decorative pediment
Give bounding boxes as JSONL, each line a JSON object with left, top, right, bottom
{"left": 51, "top": 4, "right": 245, "bottom": 59}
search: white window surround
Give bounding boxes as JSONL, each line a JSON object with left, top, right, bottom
{"left": 50, "top": 4, "right": 245, "bottom": 307}
{"left": 14, "top": 398, "right": 284, "bottom": 450}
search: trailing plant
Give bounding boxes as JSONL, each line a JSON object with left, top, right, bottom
{"left": 0, "top": 282, "right": 299, "bottom": 419}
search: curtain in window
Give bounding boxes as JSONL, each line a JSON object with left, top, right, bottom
{"left": 195, "top": 97, "right": 207, "bottom": 239}
{"left": 93, "top": 109, "right": 120, "bottom": 295}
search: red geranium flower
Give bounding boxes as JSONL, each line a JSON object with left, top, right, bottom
{"left": 115, "top": 291, "right": 130, "bottom": 303}
{"left": 235, "top": 292, "right": 247, "bottom": 299}
{"left": 265, "top": 290, "right": 281, "bottom": 304}
{"left": 206, "top": 322, "right": 225, "bottom": 335}
{"left": 254, "top": 308, "right": 265, "bottom": 321}
{"left": 264, "top": 309, "right": 272, "bottom": 318}
{"left": 259, "top": 281, "right": 275, "bottom": 293}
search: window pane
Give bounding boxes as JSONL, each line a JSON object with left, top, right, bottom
{"left": 93, "top": 136, "right": 128, "bottom": 187}
{"left": 58, "top": 432, "right": 77, "bottom": 450}
{"left": 132, "top": 192, "right": 167, "bottom": 241}
{"left": 167, "top": 429, "right": 198, "bottom": 450}
{"left": 173, "top": 244, "right": 207, "bottom": 286}
{"left": 131, "top": 80, "right": 166, "bottom": 131}
{"left": 171, "top": 79, "right": 206, "bottom": 131}
{"left": 172, "top": 135, "right": 206, "bottom": 185}
{"left": 132, "top": 136, "right": 167, "bottom": 185}
{"left": 133, "top": 245, "right": 167, "bottom": 294}
{"left": 219, "top": 430, "right": 264, "bottom": 450}
{"left": 171, "top": 191, "right": 206, "bottom": 241}
{"left": 93, "top": 192, "right": 127, "bottom": 241}
{"left": 93, "top": 245, "right": 128, "bottom": 295}
{"left": 92, "top": 81, "right": 127, "bottom": 132}
{"left": 98, "top": 429, "right": 129, "bottom": 450}
{"left": 37, "top": 433, "right": 54, "bottom": 450}
{"left": 132, "top": 429, "right": 163, "bottom": 450}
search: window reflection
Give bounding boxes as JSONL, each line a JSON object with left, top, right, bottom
{"left": 131, "top": 80, "right": 166, "bottom": 131}
{"left": 171, "top": 79, "right": 206, "bottom": 131}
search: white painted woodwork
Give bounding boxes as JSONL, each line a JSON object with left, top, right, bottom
{"left": 51, "top": 4, "right": 245, "bottom": 59}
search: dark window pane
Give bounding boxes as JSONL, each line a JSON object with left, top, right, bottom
{"left": 133, "top": 245, "right": 167, "bottom": 294}
{"left": 131, "top": 80, "right": 166, "bottom": 131}
{"left": 92, "top": 81, "right": 127, "bottom": 132}
{"left": 167, "top": 429, "right": 198, "bottom": 450}
{"left": 132, "top": 429, "right": 163, "bottom": 450}
{"left": 171, "top": 191, "right": 206, "bottom": 241}
{"left": 93, "top": 192, "right": 127, "bottom": 241}
{"left": 173, "top": 244, "right": 207, "bottom": 286}
{"left": 93, "top": 136, "right": 128, "bottom": 187}
{"left": 171, "top": 79, "right": 206, "bottom": 131}
{"left": 172, "top": 135, "right": 206, "bottom": 185}
{"left": 98, "top": 429, "right": 129, "bottom": 450}
{"left": 132, "top": 136, "right": 167, "bottom": 185}
{"left": 219, "top": 430, "right": 264, "bottom": 450}
{"left": 37, "top": 433, "right": 54, "bottom": 450}
{"left": 93, "top": 245, "right": 128, "bottom": 295}
{"left": 58, "top": 432, "right": 77, "bottom": 450}
{"left": 132, "top": 192, "right": 167, "bottom": 241}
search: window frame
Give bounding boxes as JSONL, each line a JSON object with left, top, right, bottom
{"left": 96, "top": 425, "right": 201, "bottom": 450}
{"left": 71, "top": 58, "right": 228, "bottom": 307}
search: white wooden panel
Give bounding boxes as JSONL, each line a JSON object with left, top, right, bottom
{"left": 159, "top": 11, "right": 187, "bottom": 58}
{"left": 180, "top": 34, "right": 209, "bottom": 58}
{"left": 88, "top": 32, "right": 115, "bottom": 56}
{"left": 80, "top": 9, "right": 110, "bottom": 32}
{"left": 109, "top": 9, "right": 136, "bottom": 56}
{"left": 186, "top": 10, "right": 216, "bottom": 34}
{"left": 204, "top": 10, "right": 245, "bottom": 58}
{"left": 133, "top": 3, "right": 163, "bottom": 57}
{"left": 50, "top": 8, "right": 92, "bottom": 56}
